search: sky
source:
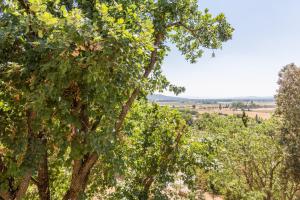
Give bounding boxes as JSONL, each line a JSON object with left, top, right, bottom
{"left": 162, "top": 0, "right": 300, "bottom": 98}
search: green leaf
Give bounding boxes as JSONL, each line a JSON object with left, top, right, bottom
{"left": 38, "top": 29, "right": 43, "bottom": 38}
{"left": 39, "top": 12, "right": 58, "bottom": 26}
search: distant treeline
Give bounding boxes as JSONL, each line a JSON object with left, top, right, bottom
{"left": 149, "top": 95, "right": 275, "bottom": 104}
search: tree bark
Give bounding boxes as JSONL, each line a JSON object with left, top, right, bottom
{"left": 0, "top": 171, "right": 33, "bottom": 200}
{"left": 14, "top": 172, "right": 32, "bottom": 200}
{"left": 63, "top": 153, "right": 98, "bottom": 200}
{"left": 8, "top": 111, "right": 36, "bottom": 200}
{"left": 137, "top": 176, "right": 154, "bottom": 200}
{"left": 37, "top": 141, "right": 50, "bottom": 200}
{"left": 0, "top": 192, "right": 10, "bottom": 200}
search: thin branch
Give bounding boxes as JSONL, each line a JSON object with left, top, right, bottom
{"left": 166, "top": 21, "right": 216, "bottom": 51}
{"left": 166, "top": 21, "right": 182, "bottom": 28}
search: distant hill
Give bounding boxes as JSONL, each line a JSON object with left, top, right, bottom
{"left": 148, "top": 94, "right": 274, "bottom": 103}
{"left": 147, "top": 94, "right": 189, "bottom": 102}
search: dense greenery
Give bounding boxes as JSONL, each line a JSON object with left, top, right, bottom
{"left": 0, "top": 0, "right": 233, "bottom": 199}
{"left": 194, "top": 114, "right": 300, "bottom": 200}
{"left": 112, "top": 102, "right": 194, "bottom": 199}
{"left": 24, "top": 102, "right": 201, "bottom": 200}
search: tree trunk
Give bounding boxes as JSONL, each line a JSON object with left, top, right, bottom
{"left": 14, "top": 172, "right": 32, "bottom": 200}
{"left": 37, "top": 142, "right": 50, "bottom": 200}
{"left": 8, "top": 111, "right": 36, "bottom": 200}
{"left": 63, "top": 153, "right": 98, "bottom": 200}
{"left": 138, "top": 177, "right": 154, "bottom": 200}
{"left": 0, "top": 171, "right": 33, "bottom": 200}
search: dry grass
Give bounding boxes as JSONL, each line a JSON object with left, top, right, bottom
{"left": 165, "top": 103, "right": 275, "bottom": 120}
{"left": 197, "top": 107, "right": 274, "bottom": 119}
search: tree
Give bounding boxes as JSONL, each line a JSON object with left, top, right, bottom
{"left": 241, "top": 110, "right": 249, "bottom": 127}
{"left": 109, "top": 102, "right": 194, "bottom": 199}
{"left": 255, "top": 114, "right": 262, "bottom": 124}
{"left": 0, "top": 0, "right": 233, "bottom": 199}
{"left": 276, "top": 63, "right": 300, "bottom": 181}
{"left": 231, "top": 101, "right": 247, "bottom": 110}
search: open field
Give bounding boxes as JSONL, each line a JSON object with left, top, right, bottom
{"left": 198, "top": 108, "right": 273, "bottom": 119}
{"left": 157, "top": 101, "right": 275, "bottom": 119}
{"left": 196, "top": 105, "right": 274, "bottom": 119}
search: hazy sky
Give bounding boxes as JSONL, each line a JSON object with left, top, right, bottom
{"left": 162, "top": 0, "right": 300, "bottom": 98}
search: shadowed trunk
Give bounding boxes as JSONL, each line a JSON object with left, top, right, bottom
{"left": 37, "top": 138, "right": 50, "bottom": 200}
{"left": 138, "top": 177, "right": 154, "bottom": 200}
{"left": 63, "top": 103, "right": 99, "bottom": 200}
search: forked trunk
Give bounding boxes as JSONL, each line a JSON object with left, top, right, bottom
{"left": 63, "top": 153, "right": 98, "bottom": 200}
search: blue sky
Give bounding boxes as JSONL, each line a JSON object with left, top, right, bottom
{"left": 162, "top": 0, "right": 300, "bottom": 98}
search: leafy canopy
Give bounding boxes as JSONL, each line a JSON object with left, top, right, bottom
{"left": 0, "top": 0, "right": 233, "bottom": 199}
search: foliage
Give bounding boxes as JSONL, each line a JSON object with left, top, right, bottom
{"left": 231, "top": 101, "right": 260, "bottom": 111}
{"left": 194, "top": 114, "right": 300, "bottom": 200}
{"left": 276, "top": 63, "right": 300, "bottom": 181}
{"left": 0, "top": 0, "right": 233, "bottom": 199}
{"left": 178, "top": 109, "right": 198, "bottom": 125}
{"left": 109, "top": 102, "right": 195, "bottom": 199}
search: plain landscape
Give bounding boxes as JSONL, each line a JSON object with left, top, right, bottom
{"left": 149, "top": 94, "right": 275, "bottom": 119}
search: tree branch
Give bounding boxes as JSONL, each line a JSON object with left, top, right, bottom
{"left": 115, "top": 33, "right": 164, "bottom": 133}
{"left": 166, "top": 21, "right": 182, "bottom": 28}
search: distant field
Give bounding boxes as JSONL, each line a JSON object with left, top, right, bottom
{"left": 151, "top": 94, "right": 276, "bottom": 119}
{"left": 159, "top": 102, "right": 275, "bottom": 120}
{"left": 197, "top": 107, "right": 274, "bottom": 119}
